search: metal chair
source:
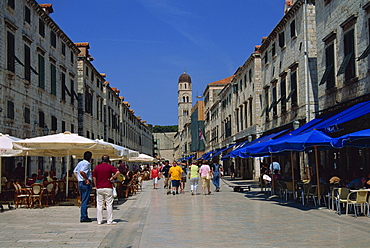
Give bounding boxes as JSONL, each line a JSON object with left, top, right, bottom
{"left": 334, "top": 187, "right": 350, "bottom": 215}
{"left": 346, "top": 190, "right": 369, "bottom": 217}
{"left": 284, "top": 181, "right": 297, "bottom": 201}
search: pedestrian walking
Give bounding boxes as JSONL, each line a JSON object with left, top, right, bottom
{"left": 212, "top": 162, "right": 223, "bottom": 192}
{"left": 160, "top": 160, "right": 172, "bottom": 194}
{"left": 150, "top": 164, "right": 160, "bottom": 189}
{"left": 180, "top": 163, "right": 187, "bottom": 193}
{"left": 230, "top": 162, "right": 235, "bottom": 179}
{"left": 168, "top": 161, "right": 183, "bottom": 195}
{"left": 73, "top": 151, "right": 93, "bottom": 223}
{"left": 199, "top": 160, "right": 212, "bottom": 195}
{"left": 188, "top": 160, "right": 199, "bottom": 195}
{"left": 93, "top": 155, "right": 120, "bottom": 225}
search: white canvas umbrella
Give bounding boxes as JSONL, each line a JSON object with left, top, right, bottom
{"left": 0, "top": 134, "right": 27, "bottom": 193}
{"left": 13, "top": 132, "right": 119, "bottom": 198}
{"left": 128, "top": 153, "right": 156, "bottom": 162}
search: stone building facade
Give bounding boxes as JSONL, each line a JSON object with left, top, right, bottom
{"left": 203, "top": 76, "right": 234, "bottom": 152}
{"left": 0, "top": 1, "right": 153, "bottom": 178}
{"left": 259, "top": 0, "right": 317, "bottom": 132}
{"left": 153, "top": 132, "right": 176, "bottom": 162}
{"left": 316, "top": 0, "right": 370, "bottom": 110}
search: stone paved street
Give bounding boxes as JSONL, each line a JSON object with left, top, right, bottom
{"left": 1, "top": 178, "right": 370, "bottom": 247}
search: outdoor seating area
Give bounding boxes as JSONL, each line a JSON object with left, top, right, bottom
{"left": 259, "top": 178, "right": 370, "bottom": 218}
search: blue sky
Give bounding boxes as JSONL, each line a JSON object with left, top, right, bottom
{"left": 44, "top": 0, "right": 284, "bottom": 126}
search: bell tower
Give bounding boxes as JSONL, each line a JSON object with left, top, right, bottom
{"left": 178, "top": 71, "right": 192, "bottom": 132}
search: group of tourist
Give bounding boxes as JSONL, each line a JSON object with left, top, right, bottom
{"left": 150, "top": 159, "right": 223, "bottom": 196}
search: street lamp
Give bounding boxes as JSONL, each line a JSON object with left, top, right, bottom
{"left": 293, "top": 120, "right": 300, "bottom": 130}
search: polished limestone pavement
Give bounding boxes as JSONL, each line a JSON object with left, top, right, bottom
{"left": 1, "top": 178, "right": 370, "bottom": 247}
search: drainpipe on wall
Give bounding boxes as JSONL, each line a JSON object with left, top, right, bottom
{"left": 304, "top": 0, "right": 311, "bottom": 122}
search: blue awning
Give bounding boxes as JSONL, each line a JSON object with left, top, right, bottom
{"left": 209, "top": 143, "right": 236, "bottom": 159}
{"left": 332, "top": 128, "right": 370, "bottom": 148}
{"left": 292, "top": 100, "right": 370, "bottom": 135}
{"left": 184, "top": 155, "right": 195, "bottom": 160}
{"left": 222, "top": 129, "right": 289, "bottom": 160}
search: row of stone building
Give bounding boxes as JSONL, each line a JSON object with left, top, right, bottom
{"left": 175, "top": 0, "right": 370, "bottom": 181}
{"left": 1, "top": 0, "right": 153, "bottom": 177}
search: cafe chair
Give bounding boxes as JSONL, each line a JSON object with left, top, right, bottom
{"left": 334, "top": 187, "right": 350, "bottom": 215}
{"left": 44, "top": 182, "right": 57, "bottom": 206}
{"left": 346, "top": 190, "right": 369, "bottom": 218}
{"left": 284, "top": 182, "right": 297, "bottom": 201}
{"left": 56, "top": 180, "right": 66, "bottom": 202}
{"left": 29, "top": 183, "right": 44, "bottom": 208}
{"left": 307, "top": 185, "right": 326, "bottom": 206}
{"left": 13, "top": 182, "right": 30, "bottom": 208}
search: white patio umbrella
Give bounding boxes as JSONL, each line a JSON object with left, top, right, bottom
{"left": 0, "top": 134, "right": 27, "bottom": 193}
{"left": 110, "top": 149, "right": 140, "bottom": 162}
{"left": 13, "top": 132, "right": 119, "bottom": 198}
{"left": 128, "top": 153, "right": 156, "bottom": 162}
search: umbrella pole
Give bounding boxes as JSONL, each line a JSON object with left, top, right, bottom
{"left": 290, "top": 151, "right": 295, "bottom": 192}
{"left": 314, "top": 146, "right": 321, "bottom": 205}
{"left": 66, "top": 150, "right": 69, "bottom": 200}
{"left": 24, "top": 155, "right": 28, "bottom": 186}
{"left": 0, "top": 157, "right": 2, "bottom": 193}
{"left": 270, "top": 153, "right": 274, "bottom": 195}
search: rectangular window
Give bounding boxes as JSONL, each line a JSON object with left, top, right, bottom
{"left": 8, "top": 0, "right": 15, "bottom": 9}
{"left": 240, "top": 105, "right": 243, "bottom": 130}
{"left": 38, "top": 54, "right": 45, "bottom": 89}
{"left": 290, "top": 20, "right": 296, "bottom": 38}
{"left": 290, "top": 71, "right": 298, "bottom": 107}
{"left": 264, "top": 52, "right": 268, "bottom": 64}
{"left": 7, "top": 31, "right": 15, "bottom": 73}
{"left": 239, "top": 79, "right": 243, "bottom": 91}
{"left": 61, "top": 72, "right": 66, "bottom": 101}
{"left": 61, "top": 43, "right": 66, "bottom": 56}
{"left": 50, "top": 63, "right": 57, "bottom": 95}
{"left": 265, "top": 88, "right": 269, "bottom": 120}
{"left": 7, "top": 101, "right": 14, "bottom": 119}
{"left": 39, "top": 19, "right": 45, "bottom": 37}
{"left": 249, "top": 69, "right": 253, "bottom": 82}
{"left": 249, "top": 99, "right": 253, "bottom": 125}
{"left": 50, "top": 31, "right": 56, "bottom": 48}
{"left": 38, "top": 111, "right": 45, "bottom": 128}
{"left": 70, "top": 51, "right": 74, "bottom": 64}
{"left": 244, "top": 102, "right": 248, "bottom": 128}
{"left": 86, "top": 67, "right": 89, "bottom": 77}
{"left": 24, "top": 6, "right": 31, "bottom": 24}
{"left": 51, "top": 116, "right": 57, "bottom": 131}
{"left": 70, "top": 80, "right": 75, "bottom": 105}
{"left": 343, "top": 29, "right": 355, "bottom": 81}
{"left": 91, "top": 71, "right": 94, "bottom": 82}
{"left": 272, "top": 86, "right": 277, "bottom": 116}
{"left": 280, "top": 77, "right": 287, "bottom": 112}
{"left": 272, "top": 42, "right": 276, "bottom": 56}
{"left": 279, "top": 32, "right": 285, "bottom": 48}
{"left": 24, "top": 44, "right": 31, "bottom": 81}
{"left": 24, "top": 107, "right": 30, "bottom": 124}
{"left": 62, "top": 121, "right": 66, "bottom": 132}
{"left": 71, "top": 124, "right": 74, "bottom": 133}
{"left": 320, "top": 44, "right": 335, "bottom": 88}
{"left": 236, "top": 109, "right": 239, "bottom": 132}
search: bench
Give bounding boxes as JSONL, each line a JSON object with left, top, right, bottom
{"left": 232, "top": 185, "right": 252, "bottom": 192}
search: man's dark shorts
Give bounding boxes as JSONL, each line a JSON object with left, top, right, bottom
{"left": 172, "top": 180, "right": 180, "bottom": 187}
